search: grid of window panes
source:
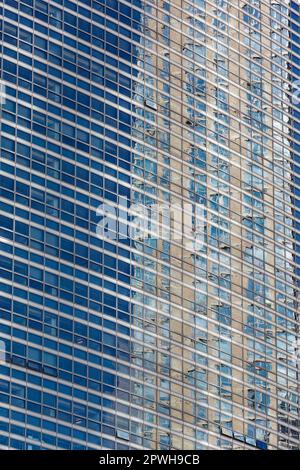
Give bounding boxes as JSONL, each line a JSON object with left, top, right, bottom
{"left": 0, "top": 0, "right": 299, "bottom": 451}
{"left": 293, "top": 0, "right": 300, "bottom": 297}
{"left": 130, "top": 0, "right": 300, "bottom": 450}
{"left": 0, "top": 0, "right": 144, "bottom": 450}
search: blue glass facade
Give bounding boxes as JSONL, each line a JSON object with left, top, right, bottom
{"left": 0, "top": 0, "right": 299, "bottom": 451}
{"left": 291, "top": 1, "right": 300, "bottom": 286}
{"left": 0, "top": 0, "right": 142, "bottom": 450}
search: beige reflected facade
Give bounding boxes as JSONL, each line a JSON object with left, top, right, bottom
{"left": 131, "top": 0, "right": 299, "bottom": 450}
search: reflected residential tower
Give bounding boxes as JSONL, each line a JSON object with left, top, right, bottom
{"left": 131, "top": 0, "right": 300, "bottom": 449}
{"left": 0, "top": 0, "right": 299, "bottom": 451}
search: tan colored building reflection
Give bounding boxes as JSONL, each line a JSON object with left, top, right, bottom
{"left": 131, "top": 0, "right": 299, "bottom": 450}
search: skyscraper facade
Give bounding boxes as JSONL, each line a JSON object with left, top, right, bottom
{"left": 0, "top": 0, "right": 299, "bottom": 451}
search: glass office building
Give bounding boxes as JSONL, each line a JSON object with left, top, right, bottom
{"left": 0, "top": 0, "right": 299, "bottom": 450}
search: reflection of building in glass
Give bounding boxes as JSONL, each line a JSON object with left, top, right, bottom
{"left": 0, "top": 0, "right": 299, "bottom": 451}
{"left": 131, "top": 0, "right": 299, "bottom": 449}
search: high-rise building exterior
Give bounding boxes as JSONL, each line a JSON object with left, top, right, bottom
{"left": 0, "top": 0, "right": 299, "bottom": 451}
